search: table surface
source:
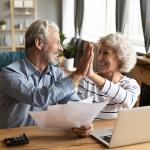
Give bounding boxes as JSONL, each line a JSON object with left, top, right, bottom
{"left": 0, "top": 119, "right": 150, "bottom": 150}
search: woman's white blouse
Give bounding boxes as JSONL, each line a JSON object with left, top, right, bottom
{"left": 78, "top": 76, "right": 141, "bottom": 119}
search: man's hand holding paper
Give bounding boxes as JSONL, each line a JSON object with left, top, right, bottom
{"left": 29, "top": 97, "right": 108, "bottom": 137}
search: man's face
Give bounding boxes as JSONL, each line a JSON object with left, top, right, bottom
{"left": 41, "top": 27, "right": 63, "bottom": 65}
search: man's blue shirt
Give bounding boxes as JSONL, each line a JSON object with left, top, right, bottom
{"left": 0, "top": 58, "right": 79, "bottom": 128}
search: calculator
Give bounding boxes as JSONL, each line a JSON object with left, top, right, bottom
{"left": 4, "top": 133, "right": 29, "bottom": 146}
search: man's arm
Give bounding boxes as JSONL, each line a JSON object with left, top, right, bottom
{"left": 0, "top": 69, "right": 77, "bottom": 107}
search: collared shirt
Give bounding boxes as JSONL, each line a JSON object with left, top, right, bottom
{"left": 0, "top": 58, "right": 79, "bottom": 128}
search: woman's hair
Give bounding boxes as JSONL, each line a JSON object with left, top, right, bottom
{"left": 25, "top": 19, "right": 59, "bottom": 55}
{"left": 96, "top": 33, "right": 137, "bottom": 73}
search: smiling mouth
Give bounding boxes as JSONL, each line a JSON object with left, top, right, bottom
{"left": 99, "top": 64, "right": 105, "bottom": 67}
{"left": 98, "top": 64, "right": 106, "bottom": 71}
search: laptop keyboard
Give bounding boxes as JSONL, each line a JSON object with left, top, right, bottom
{"left": 101, "top": 135, "right": 112, "bottom": 143}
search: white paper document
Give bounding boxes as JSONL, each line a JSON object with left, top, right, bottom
{"left": 29, "top": 100, "right": 108, "bottom": 130}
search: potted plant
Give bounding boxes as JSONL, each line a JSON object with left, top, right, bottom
{"left": 0, "top": 20, "right": 6, "bottom": 30}
{"left": 60, "top": 32, "right": 66, "bottom": 45}
{"left": 59, "top": 32, "right": 76, "bottom": 71}
{"left": 63, "top": 43, "right": 76, "bottom": 71}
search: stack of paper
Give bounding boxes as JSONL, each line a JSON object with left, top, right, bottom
{"left": 30, "top": 99, "right": 107, "bottom": 130}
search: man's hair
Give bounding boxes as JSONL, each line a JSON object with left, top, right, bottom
{"left": 25, "top": 19, "right": 59, "bottom": 55}
{"left": 96, "top": 33, "right": 137, "bottom": 73}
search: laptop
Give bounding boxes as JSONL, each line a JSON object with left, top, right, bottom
{"left": 91, "top": 106, "right": 150, "bottom": 148}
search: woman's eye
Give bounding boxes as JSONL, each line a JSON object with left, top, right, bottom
{"left": 99, "top": 51, "right": 109, "bottom": 55}
{"left": 103, "top": 52, "right": 109, "bottom": 55}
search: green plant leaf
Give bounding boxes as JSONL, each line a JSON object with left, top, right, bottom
{"left": 0, "top": 20, "right": 6, "bottom": 25}
{"left": 59, "top": 32, "right": 66, "bottom": 45}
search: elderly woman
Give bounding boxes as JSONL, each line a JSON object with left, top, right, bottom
{"left": 78, "top": 33, "right": 140, "bottom": 119}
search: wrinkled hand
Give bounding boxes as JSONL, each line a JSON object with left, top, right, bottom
{"left": 87, "top": 47, "right": 95, "bottom": 78}
{"left": 70, "top": 42, "right": 94, "bottom": 86}
{"left": 72, "top": 123, "right": 93, "bottom": 138}
{"left": 75, "top": 42, "right": 94, "bottom": 77}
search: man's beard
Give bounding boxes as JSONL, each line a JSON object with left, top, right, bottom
{"left": 50, "top": 56, "right": 59, "bottom": 66}
{"left": 43, "top": 50, "right": 59, "bottom": 66}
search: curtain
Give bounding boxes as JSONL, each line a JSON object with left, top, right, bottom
{"left": 140, "top": 0, "right": 150, "bottom": 53}
{"left": 58, "top": 0, "right": 62, "bottom": 31}
{"left": 74, "top": 0, "right": 84, "bottom": 38}
{"left": 116, "top": 0, "right": 128, "bottom": 32}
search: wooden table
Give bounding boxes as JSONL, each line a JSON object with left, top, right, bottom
{"left": 0, "top": 119, "right": 150, "bottom": 150}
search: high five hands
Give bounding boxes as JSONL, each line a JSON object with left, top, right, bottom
{"left": 70, "top": 42, "right": 94, "bottom": 138}
{"left": 77, "top": 42, "right": 94, "bottom": 77}
{"left": 70, "top": 42, "right": 94, "bottom": 86}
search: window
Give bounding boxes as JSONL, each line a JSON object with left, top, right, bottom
{"left": 81, "top": 0, "right": 107, "bottom": 42}
{"left": 124, "top": 0, "right": 145, "bottom": 53}
{"left": 62, "top": 0, "right": 75, "bottom": 38}
{"left": 62, "top": 0, "right": 146, "bottom": 53}
{"left": 81, "top": 0, "right": 116, "bottom": 43}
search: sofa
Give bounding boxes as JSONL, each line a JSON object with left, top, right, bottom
{"left": 0, "top": 50, "right": 26, "bottom": 70}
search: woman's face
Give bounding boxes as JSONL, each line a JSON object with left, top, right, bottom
{"left": 97, "top": 44, "right": 121, "bottom": 74}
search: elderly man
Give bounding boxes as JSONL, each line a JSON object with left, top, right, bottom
{"left": 0, "top": 20, "right": 93, "bottom": 137}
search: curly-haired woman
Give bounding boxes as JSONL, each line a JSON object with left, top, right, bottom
{"left": 78, "top": 33, "right": 141, "bottom": 119}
